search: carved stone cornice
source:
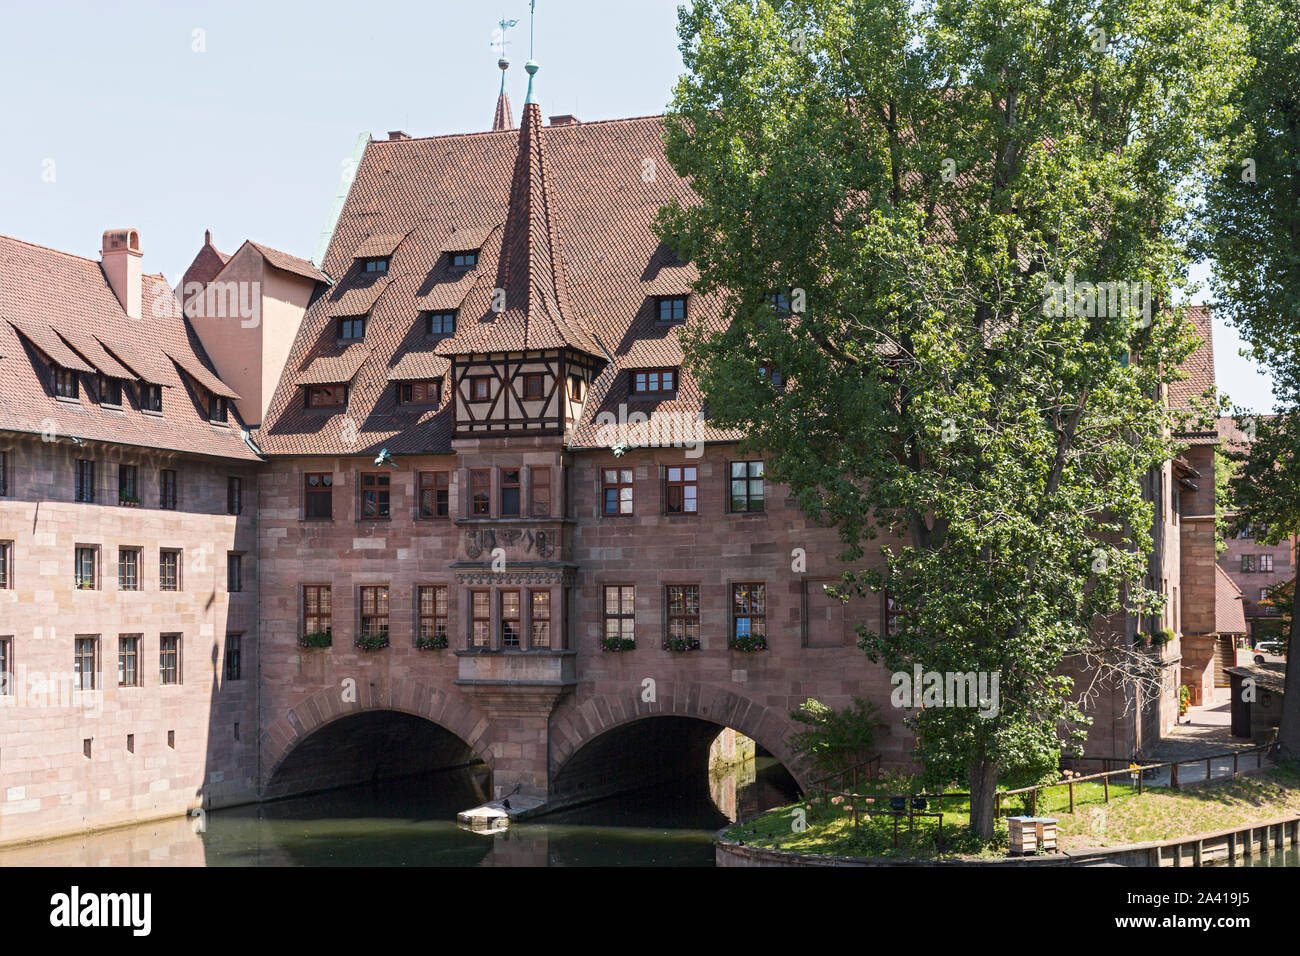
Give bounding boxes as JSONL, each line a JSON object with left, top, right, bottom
{"left": 451, "top": 562, "right": 577, "bottom": 587}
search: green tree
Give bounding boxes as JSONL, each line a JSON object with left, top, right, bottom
{"left": 1215, "top": 448, "right": 1238, "bottom": 557}
{"left": 1203, "top": 0, "right": 1300, "bottom": 759}
{"left": 660, "top": 0, "right": 1245, "bottom": 837}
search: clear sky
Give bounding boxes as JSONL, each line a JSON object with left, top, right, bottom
{"left": 0, "top": 0, "right": 1277, "bottom": 412}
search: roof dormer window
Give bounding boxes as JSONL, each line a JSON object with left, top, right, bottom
{"left": 656, "top": 296, "right": 688, "bottom": 323}
{"left": 765, "top": 290, "right": 792, "bottom": 314}
{"left": 363, "top": 257, "right": 389, "bottom": 274}
{"left": 98, "top": 375, "right": 122, "bottom": 408}
{"left": 451, "top": 251, "right": 478, "bottom": 268}
{"left": 209, "top": 394, "right": 229, "bottom": 423}
{"left": 426, "top": 311, "right": 456, "bottom": 339}
{"left": 306, "top": 385, "right": 348, "bottom": 409}
{"left": 631, "top": 368, "right": 677, "bottom": 395}
{"left": 760, "top": 364, "right": 785, "bottom": 391}
{"left": 53, "top": 365, "right": 79, "bottom": 400}
{"left": 142, "top": 383, "right": 163, "bottom": 413}
{"left": 398, "top": 379, "right": 442, "bottom": 406}
{"left": 338, "top": 316, "right": 367, "bottom": 340}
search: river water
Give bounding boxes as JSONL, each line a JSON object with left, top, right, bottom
{"left": 0, "top": 752, "right": 800, "bottom": 867}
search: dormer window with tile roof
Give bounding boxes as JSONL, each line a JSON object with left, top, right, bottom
{"left": 450, "top": 250, "right": 479, "bottom": 268}
{"left": 306, "top": 384, "right": 348, "bottom": 409}
{"left": 397, "top": 379, "right": 441, "bottom": 406}
{"left": 209, "top": 394, "right": 229, "bottom": 423}
{"left": 337, "top": 316, "right": 367, "bottom": 341}
{"left": 631, "top": 368, "right": 677, "bottom": 395}
{"left": 52, "top": 364, "right": 79, "bottom": 399}
{"left": 362, "top": 257, "right": 389, "bottom": 274}
{"left": 426, "top": 311, "right": 457, "bottom": 339}
{"left": 98, "top": 374, "right": 122, "bottom": 407}
{"left": 142, "top": 382, "right": 163, "bottom": 413}
{"left": 656, "top": 296, "right": 688, "bottom": 323}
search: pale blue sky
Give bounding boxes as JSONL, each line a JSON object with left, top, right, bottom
{"left": 0, "top": 0, "right": 1276, "bottom": 412}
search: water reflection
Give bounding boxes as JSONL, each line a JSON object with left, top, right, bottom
{"left": 0, "top": 739, "right": 801, "bottom": 868}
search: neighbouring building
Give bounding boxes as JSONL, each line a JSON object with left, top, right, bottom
{"left": 0, "top": 59, "right": 1227, "bottom": 843}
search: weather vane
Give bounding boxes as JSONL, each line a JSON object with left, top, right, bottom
{"left": 492, "top": 16, "right": 519, "bottom": 58}
{"left": 529, "top": 0, "right": 536, "bottom": 59}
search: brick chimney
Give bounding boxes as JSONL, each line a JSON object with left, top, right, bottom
{"left": 388, "top": 130, "right": 411, "bottom": 141}
{"left": 549, "top": 115, "right": 579, "bottom": 127}
{"left": 102, "top": 228, "right": 142, "bottom": 319}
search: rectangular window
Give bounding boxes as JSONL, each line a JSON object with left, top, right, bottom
{"left": 75, "top": 546, "right": 97, "bottom": 590}
{"left": 305, "top": 473, "right": 333, "bottom": 519}
{"left": 603, "top": 585, "right": 635, "bottom": 645}
{"left": 209, "top": 394, "right": 228, "bottom": 423}
{"left": 603, "top": 468, "right": 634, "bottom": 516}
{"left": 729, "top": 460, "right": 765, "bottom": 512}
{"left": 630, "top": 369, "right": 676, "bottom": 394}
{"left": 0, "top": 449, "right": 7, "bottom": 496}
{"left": 657, "top": 296, "right": 687, "bottom": 323}
{"left": 470, "top": 469, "right": 490, "bottom": 516}
{"left": 159, "top": 634, "right": 182, "bottom": 685}
{"left": 765, "top": 290, "right": 791, "bottom": 314}
{"left": 667, "top": 585, "right": 700, "bottom": 647}
{"left": 418, "top": 586, "right": 448, "bottom": 644}
{"left": 0, "top": 637, "right": 11, "bottom": 695}
{"left": 225, "top": 634, "right": 242, "bottom": 681}
{"left": 363, "top": 257, "right": 389, "bottom": 274}
{"left": 1241, "top": 554, "right": 1257, "bottom": 573}
{"left": 500, "top": 468, "right": 521, "bottom": 517}
{"left": 159, "top": 469, "right": 177, "bottom": 510}
{"left": 665, "top": 465, "right": 698, "bottom": 514}
{"left": 530, "top": 590, "right": 551, "bottom": 648}
{"left": 118, "top": 464, "right": 138, "bottom": 504}
{"left": 530, "top": 466, "right": 551, "bottom": 517}
{"left": 361, "top": 473, "right": 391, "bottom": 519}
{"left": 304, "top": 585, "right": 332, "bottom": 637}
{"left": 227, "top": 476, "right": 242, "bottom": 515}
{"left": 338, "top": 316, "right": 367, "bottom": 340}
{"left": 732, "top": 583, "right": 767, "bottom": 645}
{"left": 75, "top": 459, "right": 95, "bottom": 503}
{"left": 471, "top": 590, "right": 491, "bottom": 648}
{"left": 54, "top": 365, "right": 79, "bottom": 399}
{"left": 1261, "top": 588, "right": 1272, "bottom": 604}
{"left": 501, "top": 591, "right": 521, "bottom": 647}
{"left": 227, "top": 553, "right": 243, "bottom": 593}
{"left": 398, "top": 380, "right": 441, "bottom": 405}
{"left": 118, "top": 548, "right": 140, "bottom": 591}
{"left": 760, "top": 364, "right": 785, "bottom": 390}
{"left": 569, "top": 375, "right": 584, "bottom": 402}
{"left": 142, "top": 383, "right": 163, "bottom": 412}
{"left": 0, "top": 541, "right": 10, "bottom": 589}
{"left": 451, "top": 251, "right": 478, "bottom": 268}
{"left": 160, "top": 550, "right": 180, "bottom": 591}
{"left": 1260, "top": 554, "right": 1274, "bottom": 572}
{"left": 118, "top": 635, "right": 140, "bottom": 688}
{"left": 74, "top": 637, "right": 98, "bottom": 690}
{"left": 306, "top": 385, "right": 347, "bottom": 408}
{"left": 883, "top": 591, "right": 903, "bottom": 638}
{"left": 419, "top": 471, "right": 450, "bottom": 518}
{"left": 427, "top": 311, "right": 456, "bottom": 337}
{"left": 469, "top": 377, "right": 492, "bottom": 402}
{"left": 360, "top": 586, "right": 390, "bottom": 639}
{"left": 522, "top": 373, "right": 545, "bottom": 400}
{"left": 100, "top": 376, "right": 122, "bottom": 407}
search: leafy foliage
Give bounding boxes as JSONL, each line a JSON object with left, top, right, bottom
{"left": 789, "top": 697, "right": 885, "bottom": 774}
{"left": 660, "top": 0, "right": 1246, "bottom": 835}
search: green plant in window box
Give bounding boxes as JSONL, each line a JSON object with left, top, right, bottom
{"left": 118, "top": 493, "right": 140, "bottom": 507}
{"left": 1151, "top": 628, "right": 1174, "bottom": 646}
{"left": 600, "top": 635, "right": 636, "bottom": 652}
{"left": 416, "top": 633, "right": 448, "bottom": 651}
{"left": 298, "top": 631, "right": 332, "bottom": 649}
{"left": 728, "top": 633, "right": 768, "bottom": 652}
{"left": 662, "top": 636, "right": 700, "bottom": 652}
{"left": 355, "top": 632, "right": 389, "bottom": 651}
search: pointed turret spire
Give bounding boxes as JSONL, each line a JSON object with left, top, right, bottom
{"left": 491, "top": 61, "right": 601, "bottom": 357}
{"left": 493, "top": 56, "right": 513, "bottom": 131}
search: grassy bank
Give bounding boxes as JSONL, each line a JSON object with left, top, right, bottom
{"left": 724, "top": 764, "right": 1300, "bottom": 861}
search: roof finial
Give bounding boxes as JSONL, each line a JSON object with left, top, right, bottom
{"left": 494, "top": 15, "right": 518, "bottom": 95}
{"left": 524, "top": 0, "right": 539, "bottom": 106}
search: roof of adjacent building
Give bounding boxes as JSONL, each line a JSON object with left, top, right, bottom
{"left": 1171, "top": 305, "right": 1219, "bottom": 445}
{"left": 0, "top": 234, "right": 258, "bottom": 461}
{"left": 1215, "top": 564, "right": 1249, "bottom": 634}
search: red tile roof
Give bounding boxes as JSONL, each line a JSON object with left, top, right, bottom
{"left": 493, "top": 92, "right": 513, "bottom": 133}
{"left": 0, "top": 234, "right": 257, "bottom": 460}
{"left": 246, "top": 241, "right": 329, "bottom": 283}
{"left": 1215, "top": 564, "right": 1248, "bottom": 634}
{"left": 1170, "top": 305, "right": 1219, "bottom": 444}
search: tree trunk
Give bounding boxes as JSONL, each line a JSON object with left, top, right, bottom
{"left": 968, "top": 753, "right": 999, "bottom": 841}
{"left": 1275, "top": 608, "right": 1300, "bottom": 762}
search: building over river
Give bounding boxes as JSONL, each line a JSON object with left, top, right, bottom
{"left": 0, "top": 59, "right": 1223, "bottom": 845}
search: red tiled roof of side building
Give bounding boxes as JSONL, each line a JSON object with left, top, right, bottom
{"left": 0, "top": 234, "right": 258, "bottom": 461}
{"left": 1215, "top": 564, "right": 1249, "bottom": 634}
{"left": 1170, "top": 305, "right": 1219, "bottom": 445}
